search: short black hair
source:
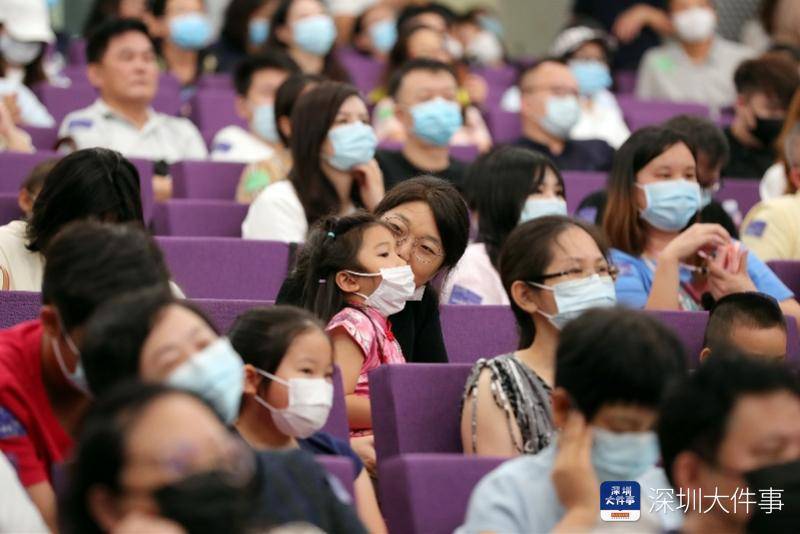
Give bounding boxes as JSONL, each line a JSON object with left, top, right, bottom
{"left": 397, "top": 2, "right": 456, "bottom": 32}
{"left": 516, "top": 58, "right": 568, "bottom": 89}
{"left": 734, "top": 55, "right": 800, "bottom": 110}
{"left": 229, "top": 306, "right": 327, "bottom": 376}
{"left": 86, "top": 17, "right": 154, "bottom": 64}
{"left": 387, "top": 58, "right": 457, "bottom": 99}
{"left": 26, "top": 148, "right": 143, "bottom": 253}
{"left": 659, "top": 353, "right": 800, "bottom": 486}
{"left": 556, "top": 308, "right": 687, "bottom": 420}
{"left": 232, "top": 51, "right": 300, "bottom": 96}
{"left": 663, "top": 114, "right": 730, "bottom": 169}
{"left": 704, "top": 292, "right": 786, "bottom": 350}
{"left": 82, "top": 287, "right": 217, "bottom": 397}
{"left": 41, "top": 221, "right": 171, "bottom": 332}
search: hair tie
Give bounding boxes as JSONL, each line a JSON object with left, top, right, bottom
{"left": 326, "top": 231, "right": 335, "bottom": 239}
{"left": 318, "top": 278, "right": 327, "bottom": 284}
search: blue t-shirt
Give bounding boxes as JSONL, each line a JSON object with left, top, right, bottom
{"left": 298, "top": 431, "right": 363, "bottom": 480}
{"left": 610, "top": 247, "right": 793, "bottom": 309}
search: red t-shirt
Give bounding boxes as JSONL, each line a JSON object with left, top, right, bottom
{"left": 0, "top": 320, "right": 72, "bottom": 487}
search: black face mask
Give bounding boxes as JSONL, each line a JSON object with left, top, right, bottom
{"left": 751, "top": 117, "right": 783, "bottom": 147}
{"left": 154, "top": 470, "right": 257, "bottom": 534}
{"left": 745, "top": 458, "right": 800, "bottom": 534}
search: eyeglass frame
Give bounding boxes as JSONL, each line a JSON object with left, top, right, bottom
{"left": 529, "top": 264, "right": 620, "bottom": 284}
{"left": 382, "top": 215, "right": 445, "bottom": 265}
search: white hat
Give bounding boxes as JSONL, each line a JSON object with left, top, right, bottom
{"left": 0, "top": 0, "right": 55, "bottom": 43}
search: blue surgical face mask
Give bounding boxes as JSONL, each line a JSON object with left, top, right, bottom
{"left": 252, "top": 103, "right": 280, "bottom": 144}
{"left": 519, "top": 197, "right": 568, "bottom": 223}
{"left": 478, "top": 14, "right": 504, "bottom": 38}
{"left": 166, "top": 338, "right": 245, "bottom": 425}
{"left": 700, "top": 186, "right": 714, "bottom": 208}
{"left": 540, "top": 95, "right": 581, "bottom": 139}
{"left": 369, "top": 19, "right": 397, "bottom": 54}
{"left": 293, "top": 14, "right": 337, "bottom": 56}
{"left": 248, "top": 18, "right": 270, "bottom": 46}
{"left": 169, "top": 13, "right": 213, "bottom": 50}
{"left": 570, "top": 60, "right": 612, "bottom": 96}
{"left": 638, "top": 179, "right": 701, "bottom": 232}
{"left": 592, "top": 427, "right": 660, "bottom": 482}
{"left": 529, "top": 274, "right": 617, "bottom": 330}
{"left": 326, "top": 121, "right": 378, "bottom": 171}
{"left": 51, "top": 316, "right": 92, "bottom": 397}
{"left": 410, "top": 98, "right": 463, "bottom": 147}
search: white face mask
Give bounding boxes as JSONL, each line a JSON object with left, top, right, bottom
{"left": 529, "top": 274, "right": 617, "bottom": 330}
{"left": 347, "top": 265, "right": 416, "bottom": 317}
{"left": 253, "top": 369, "right": 333, "bottom": 438}
{"left": 672, "top": 7, "right": 716, "bottom": 43}
{"left": 0, "top": 35, "right": 42, "bottom": 65}
{"left": 466, "top": 30, "right": 503, "bottom": 66}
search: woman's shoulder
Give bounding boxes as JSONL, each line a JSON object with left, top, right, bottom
{"left": 610, "top": 248, "right": 645, "bottom": 268}
{"left": 464, "top": 353, "right": 517, "bottom": 389}
{"left": 0, "top": 221, "right": 30, "bottom": 250}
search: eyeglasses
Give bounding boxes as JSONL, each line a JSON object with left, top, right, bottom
{"left": 383, "top": 215, "right": 444, "bottom": 265}
{"left": 532, "top": 265, "right": 619, "bottom": 283}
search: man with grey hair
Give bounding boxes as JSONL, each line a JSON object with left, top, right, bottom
{"left": 741, "top": 122, "right": 800, "bottom": 260}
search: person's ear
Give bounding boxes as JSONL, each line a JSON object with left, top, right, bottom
{"left": 699, "top": 347, "right": 711, "bottom": 362}
{"left": 335, "top": 271, "right": 361, "bottom": 293}
{"left": 788, "top": 167, "right": 800, "bottom": 192}
{"left": 551, "top": 387, "right": 571, "bottom": 429}
{"left": 671, "top": 451, "right": 704, "bottom": 490}
{"left": 234, "top": 95, "right": 251, "bottom": 121}
{"left": 88, "top": 486, "right": 124, "bottom": 533}
{"left": 510, "top": 280, "right": 539, "bottom": 315}
{"left": 17, "top": 188, "right": 33, "bottom": 215}
{"left": 86, "top": 63, "right": 103, "bottom": 90}
{"left": 243, "top": 364, "right": 262, "bottom": 396}
{"left": 40, "top": 305, "right": 60, "bottom": 338}
{"left": 150, "top": 16, "right": 168, "bottom": 39}
{"left": 275, "top": 23, "right": 292, "bottom": 46}
{"left": 278, "top": 115, "right": 291, "bottom": 141}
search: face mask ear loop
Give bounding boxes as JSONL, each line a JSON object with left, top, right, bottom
{"left": 253, "top": 368, "right": 289, "bottom": 412}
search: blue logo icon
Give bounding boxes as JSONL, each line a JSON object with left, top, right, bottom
{"left": 600, "top": 481, "right": 641, "bottom": 522}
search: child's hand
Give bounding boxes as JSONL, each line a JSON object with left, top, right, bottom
{"left": 350, "top": 434, "right": 377, "bottom": 476}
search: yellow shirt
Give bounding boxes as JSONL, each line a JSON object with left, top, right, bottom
{"left": 741, "top": 192, "right": 800, "bottom": 261}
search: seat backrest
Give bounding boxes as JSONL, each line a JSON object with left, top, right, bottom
{"left": 152, "top": 200, "right": 248, "bottom": 237}
{"left": 0, "top": 151, "right": 61, "bottom": 193}
{"left": 0, "top": 291, "right": 41, "bottom": 329}
{"left": 336, "top": 47, "right": 384, "bottom": 95}
{"left": 485, "top": 109, "right": 520, "bottom": 144}
{"left": 716, "top": 178, "right": 761, "bottom": 218}
{"left": 614, "top": 70, "right": 637, "bottom": 94}
{"left": 170, "top": 160, "right": 244, "bottom": 199}
{"left": 192, "top": 298, "right": 273, "bottom": 332}
{"left": 0, "top": 194, "right": 22, "bottom": 227}
{"left": 36, "top": 85, "right": 181, "bottom": 123}
{"left": 646, "top": 310, "right": 708, "bottom": 368}
{"left": 439, "top": 305, "right": 517, "bottom": 364}
{"left": 616, "top": 95, "right": 709, "bottom": 131}
{"left": 379, "top": 454, "right": 505, "bottom": 534}
{"left": 562, "top": 171, "right": 607, "bottom": 213}
{"left": 314, "top": 455, "right": 355, "bottom": 499}
{"left": 155, "top": 237, "right": 290, "bottom": 300}
{"left": 321, "top": 366, "right": 349, "bottom": 441}
{"left": 370, "top": 363, "right": 473, "bottom": 462}
{"left": 190, "top": 90, "right": 246, "bottom": 133}
{"left": 21, "top": 126, "right": 59, "bottom": 151}
{"left": 768, "top": 260, "right": 800, "bottom": 298}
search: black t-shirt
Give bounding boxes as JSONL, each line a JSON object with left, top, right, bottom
{"left": 514, "top": 136, "right": 615, "bottom": 172}
{"left": 577, "top": 189, "right": 739, "bottom": 239}
{"left": 572, "top": 0, "right": 667, "bottom": 71}
{"left": 375, "top": 149, "right": 466, "bottom": 191}
{"left": 276, "top": 275, "right": 449, "bottom": 363}
{"left": 722, "top": 128, "right": 776, "bottom": 179}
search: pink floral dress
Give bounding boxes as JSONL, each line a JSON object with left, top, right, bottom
{"left": 326, "top": 305, "right": 406, "bottom": 435}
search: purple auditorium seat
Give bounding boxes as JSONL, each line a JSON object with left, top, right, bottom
{"left": 370, "top": 363, "right": 473, "bottom": 461}
{"left": 36, "top": 85, "right": 182, "bottom": 124}
{"left": 767, "top": 261, "right": 800, "bottom": 297}
{"left": 647, "top": 310, "right": 707, "bottom": 367}
{"left": 439, "top": 305, "right": 517, "bottom": 364}
{"left": 155, "top": 237, "right": 290, "bottom": 300}
{"left": 190, "top": 90, "right": 246, "bottom": 134}
{"left": 0, "top": 151, "right": 60, "bottom": 192}
{"left": 315, "top": 455, "right": 355, "bottom": 499}
{"left": 21, "top": 126, "right": 59, "bottom": 151}
{"left": 68, "top": 39, "right": 87, "bottom": 65}
{"left": 321, "top": 366, "right": 349, "bottom": 441}
{"left": 379, "top": 454, "right": 505, "bottom": 534}
{"left": 716, "top": 178, "right": 761, "bottom": 217}
{"left": 562, "top": 171, "right": 607, "bottom": 213}
{"left": 170, "top": 160, "right": 244, "bottom": 199}
{"left": 614, "top": 70, "right": 637, "bottom": 94}
{"left": 152, "top": 200, "right": 248, "bottom": 237}
{"left": 198, "top": 74, "right": 234, "bottom": 91}
{"left": 470, "top": 64, "right": 518, "bottom": 107}
{"left": 485, "top": 108, "right": 520, "bottom": 144}
{"left": 0, "top": 291, "right": 40, "bottom": 329}
{"left": 378, "top": 141, "right": 479, "bottom": 163}
{"left": 616, "top": 95, "right": 709, "bottom": 131}
{"left": 336, "top": 47, "right": 384, "bottom": 95}
{"left": 192, "top": 298, "right": 272, "bottom": 332}
{"left": 0, "top": 194, "right": 22, "bottom": 226}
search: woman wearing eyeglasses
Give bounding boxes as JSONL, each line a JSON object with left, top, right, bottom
{"left": 461, "top": 216, "right": 617, "bottom": 457}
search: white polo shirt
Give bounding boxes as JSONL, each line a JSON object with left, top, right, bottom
{"left": 58, "top": 99, "right": 208, "bottom": 162}
{"left": 0, "top": 220, "right": 43, "bottom": 292}
{"left": 210, "top": 125, "right": 275, "bottom": 163}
